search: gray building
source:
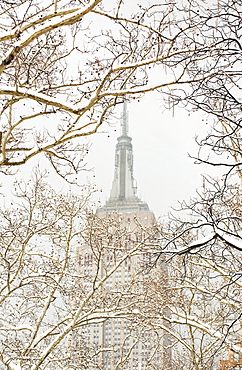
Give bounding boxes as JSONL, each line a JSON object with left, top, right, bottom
{"left": 75, "top": 102, "right": 170, "bottom": 370}
{"left": 97, "top": 101, "right": 152, "bottom": 216}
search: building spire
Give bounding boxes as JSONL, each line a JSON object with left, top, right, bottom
{"left": 121, "top": 99, "right": 128, "bottom": 136}
{"left": 97, "top": 102, "right": 150, "bottom": 214}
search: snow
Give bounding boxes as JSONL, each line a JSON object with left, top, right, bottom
{"left": 0, "top": 86, "right": 78, "bottom": 113}
{"left": 0, "top": 325, "right": 33, "bottom": 331}
{"left": 0, "top": 1, "right": 99, "bottom": 45}
{"left": 164, "top": 232, "right": 216, "bottom": 255}
{"left": 16, "top": 8, "right": 82, "bottom": 45}
{"left": 163, "top": 228, "right": 242, "bottom": 255}
{"left": 215, "top": 228, "right": 242, "bottom": 250}
{"left": 0, "top": 0, "right": 101, "bottom": 77}
{"left": 168, "top": 311, "right": 238, "bottom": 346}
{"left": 9, "top": 360, "right": 21, "bottom": 370}
{"left": 101, "top": 83, "right": 169, "bottom": 98}
{"left": 231, "top": 343, "right": 242, "bottom": 355}
{"left": 189, "top": 232, "right": 216, "bottom": 248}
{"left": 132, "top": 309, "right": 140, "bottom": 314}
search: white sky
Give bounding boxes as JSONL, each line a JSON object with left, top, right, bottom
{"left": 0, "top": 0, "right": 225, "bottom": 219}
{"left": 0, "top": 88, "right": 223, "bottom": 220}
{"left": 84, "top": 90, "right": 222, "bottom": 218}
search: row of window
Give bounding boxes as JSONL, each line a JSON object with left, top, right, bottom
{"left": 79, "top": 253, "right": 151, "bottom": 266}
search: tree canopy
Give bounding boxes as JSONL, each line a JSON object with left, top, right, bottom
{"left": 0, "top": 0, "right": 241, "bottom": 369}
{"left": 1, "top": 0, "right": 241, "bottom": 178}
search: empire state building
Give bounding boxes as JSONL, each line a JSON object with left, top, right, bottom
{"left": 97, "top": 101, "right": 155, "bottom": 229}
{"left": 74, "top": 102, "right": 171, "bottom": 370}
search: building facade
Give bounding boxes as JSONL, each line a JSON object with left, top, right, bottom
{"left": 220, "top": 341, "right": 242, "bottom": 370}
{"left": 75, "top": 102, "right": 171, "bottom": 369}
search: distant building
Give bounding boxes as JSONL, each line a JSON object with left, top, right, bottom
{"left": 220, "top": 341, "right": 242, "bottom": 370}
{"left": 96, "top": 100, "right": 152, "bottom": 219}
{"left": 75, "top": 102, "right": 171, "bottom": 369}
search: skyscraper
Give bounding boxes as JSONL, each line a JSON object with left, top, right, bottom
{"left": 97, "top": 101, "right": 155, "bottom": 231}
{"left": 97, "top": 101, "right": 151, "bottom": 214}
{"left": 75, "top": 102, "right": 170, "bottom": 369}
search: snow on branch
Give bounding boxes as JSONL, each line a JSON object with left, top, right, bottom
{"left": 0, "top": 0, "right": 102, "bottom": 75}
{"left": 0, "top": 87, "right": 81, "bottom": 114}
{"left": 215, "top": 228, "right": 242, "bottom": 251}
{"left": 163, "top": 232, "right": 216, "bottom": 255}
{"left": 163, "top": 228, "right": 242, "bottom": 256}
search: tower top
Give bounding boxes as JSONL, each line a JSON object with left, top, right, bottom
{"left": 121, "top": 100, "right": 129, "bottom": 136}
{"left": 97, "top": 102, "right": 150, "bottom": 215}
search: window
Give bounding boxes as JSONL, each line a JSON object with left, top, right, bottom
{"left": 136, "top": 232, "right": 142, "bottom": 242}
{"left": 143, "top": 252, "right": 152, "bottom": 268}
{"left": 84, "top": 253, "right": 93, "bottom": 266}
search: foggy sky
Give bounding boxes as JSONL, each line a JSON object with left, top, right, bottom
{"left": 85, "top": 91, "right": 221, "bottom": 218}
